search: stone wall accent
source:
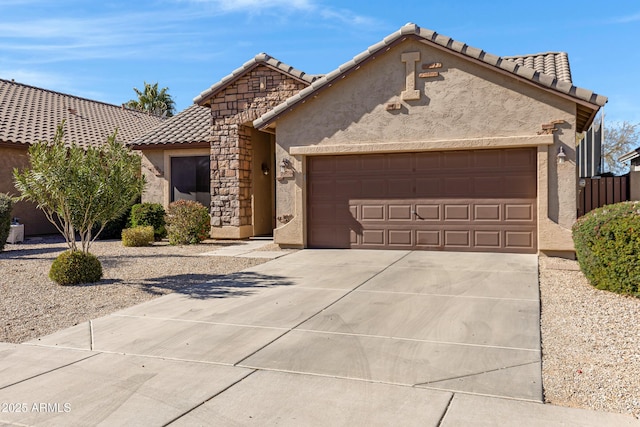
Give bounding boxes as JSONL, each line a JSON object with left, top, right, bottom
{"left": 205, "top": 65, "right": 309, "bottom": 233}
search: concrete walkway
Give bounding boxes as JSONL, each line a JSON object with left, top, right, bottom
{"left": 0, "top": 250, "right": 637, "bottom": 426}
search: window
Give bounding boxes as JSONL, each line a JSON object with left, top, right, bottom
{"left": 170, "top": 156, "right": 210, "bottom": 207}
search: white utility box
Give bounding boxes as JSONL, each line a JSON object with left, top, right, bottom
{"left": 7, "top": 224, "right": 24, "bottom": 244}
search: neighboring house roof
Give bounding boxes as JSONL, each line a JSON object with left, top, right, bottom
{"left": 193, "top": 52, "right": 321, "bottom": 104}
{"left": 503, "top": 52, "right": 572, "bottom": 84}
{"left": 128, "top": 104, "right": 210, "bottom": 147}
{"left": 0, "top": 78, "right": 164, "bottom": 148}
{"left": 254, "top": 23, "right": 607, "bottom": 133}
{"left": 619, "top": 147, "right": 640, "bottom": 163}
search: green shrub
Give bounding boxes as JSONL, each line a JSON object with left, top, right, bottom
{"left": 130, "top": 203, "right": 166, "bottom": 240}
{"left": 0, "top": 193, "right": 12, "bottom": 252}
{"left": 122, "top": 226, "right": 154, "bottom": 247}
{"left": 165, "top": 200, "right": 210, "bottom": 245}
{"left": 49, "top": 250, "right": 103, "bottom": 285}
{"left": 572, "top": 201, "right": 640, "bottom": 297}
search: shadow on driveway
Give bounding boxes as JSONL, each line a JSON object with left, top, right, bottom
{"left": 80, "top": 271, "right": 295, "bottom": 300}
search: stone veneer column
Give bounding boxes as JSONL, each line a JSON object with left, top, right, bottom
{"left": 206, "top": 65, "right": 310, "bottom": 239}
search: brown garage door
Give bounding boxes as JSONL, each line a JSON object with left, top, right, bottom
{"left": 307, "top": 148, "right": 537, "bottom": 253}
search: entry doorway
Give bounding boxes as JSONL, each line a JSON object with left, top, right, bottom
{"left": 251, "top": 128, "right": 275, "bottom": 236}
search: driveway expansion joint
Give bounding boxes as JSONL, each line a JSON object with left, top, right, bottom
{"left": 232, "top": 251, "right": 413, "bottom": 367}
{"left": 413, "top": 360, "right": 541, "bottom": 388}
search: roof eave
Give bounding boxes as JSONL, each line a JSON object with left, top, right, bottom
{"left": 619, "top": 148, "right": 640, "bottom": 163}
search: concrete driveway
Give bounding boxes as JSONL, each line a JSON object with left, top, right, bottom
{"left": 1, "top": 250, "right": 636, "bottom": 426}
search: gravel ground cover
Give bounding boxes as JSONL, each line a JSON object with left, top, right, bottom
{"left": 539, "top": 256, "right": 640, "bottom": 419}
{"left": 0, "top": 236, "right": 271, "bottom": 343}
{"left": 1, "top": 239, "right": 638, "bottom": 418}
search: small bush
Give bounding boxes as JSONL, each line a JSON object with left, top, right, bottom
{"left": 0, "top": 193, "right": 12, "bottom": 252}
{"left": 130, "top": 202, "right": 166, "bottom": 240}
{"left": 166, "top": 200, "right": 210, "bottom": 245}
{"left": 49, "top": 250, "right": 103, "bottom": 285}
{"left": 122, "top": 226, "right": 154, "bottom": 247}
{"left": 572, "top": 201, "right": 640, "bottom": 297}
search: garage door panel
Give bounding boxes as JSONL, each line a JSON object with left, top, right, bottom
{"left": 308, "top": 149, "right": 537, "bottom": 253}
{"left": 416, "top": 230, "right": 441, "bottom": 247}
{"left": 505, "top": 204, "right": 534, "bottom": 221}
{"left": 387, "top": 178, "right": 414, "bottom": 197}
{"left": 309, "top": 202, "right": 335, "bottom": 222}
{"left": 444, "top": 204, "right": 470, "bottom": 221}
{"left": 387, "top": 154, "right": 414, "bottom": 171}
{"left": 443, "top": 152, "right": 471, "bottom": 168}
{"left": 505, "top": 231, "right": 534, "bottom": 249}
{"left": 389, "top": 205, "right": 412, "bottom": 220}
{"left": 361, "top": 205, "right": 385, "bottom": 221}
{"left": 362, "top": 229, "right": 385, "bottom": 245}
{"left": 335, "top": 179, "right": 360, "bottom": 198}
{"left": 504, "top": 149, "right": 536, "bottom": 168}
{"left": 334, "top": 156, "right": 360, "bottom": 172}
{"left": 474, "top": 230, "right": 501, "bottom": 248}
{"left": 445, "top": 230, "right": 471, "bottom": 247}
{"left": 474, "top": 204, "right": 501, "bottom": 221}
{"left": 361, "top": 179, "right": 387, "bottom": 197}
{"left": 389, "top": 230, "right": 412, "bottom": 246}
{"left": 416, "top": 205, "right": 441, "bottom": 220}
{"left": 310, "top": 180, "right": 335, "bottom": 200}
{"left": 360, "top": 155, "right": 385, "bottom": 171}
{"left": 473, "top": 150, "right": 502, "bottom": 168}
{"left": 444, "top": 177, "right": 473, "bottom": 196}
{"left": 308, "top": 226, "right": 350, "bottom": 248}
{"left": 308, "top": 157, "right": 335, "bottom": 173}
{"left": 416, "top": 177, "right": 442, "bottom": 197}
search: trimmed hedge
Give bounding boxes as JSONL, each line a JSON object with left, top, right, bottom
{"left": 166, "top": 200, "right": 210, "bottom": 245}
{"left": 0, "top": 194, "right": 12, "bottom": 252}
{"left": 122, "top": 226, "right": 154, "bottom": 247}
{"left": 49, "top": 250, "right": 103, "bottom": 285}
{"left": 130, "top": 203, "right": 166, "bottom": 240}
{"left": 572, "top": 201, "right": 640, "bottom": 297}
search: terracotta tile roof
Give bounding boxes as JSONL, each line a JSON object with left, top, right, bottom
{"left": 0, "top": 78, "right": 164, "bottom": 148}
{"left": 254, "top": 23, "right": 607, "bottom": 132}
{"left": 503, "top": 52, "right": 572, "bottom": 84}
{"left": 128, "top": 104, "right": 211, "bottom": 147}
{"left": 193, "top": 52, "right": 321, "bottom": 104}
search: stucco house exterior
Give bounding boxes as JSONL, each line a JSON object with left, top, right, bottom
{"left": 133, "top": 23, "right": 606, "bottom": 256}
{"left": 0, "top": 79, "right": 163, "bottom": 235}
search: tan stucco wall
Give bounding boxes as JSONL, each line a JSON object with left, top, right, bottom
{"left": 272, "top": 38, "right": 579, "bottom": 253}
{"left": 1, "top": 146, "right": 58, "bottom": 236}
{"left": 140, "top": 150, "right": 165, "bottom": 205}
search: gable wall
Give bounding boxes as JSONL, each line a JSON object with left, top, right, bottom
{"left": 204, "top": 65, "right": 308, "bottom": 238}
{"left": 276, "top": 39, "right": 575, "bottom": 146}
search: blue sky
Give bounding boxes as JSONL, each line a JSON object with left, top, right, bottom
{"left": 1, "top": 0, "right": 639, "bottom": 124}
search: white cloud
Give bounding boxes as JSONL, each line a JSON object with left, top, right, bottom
{"left": 612, "top": 12, "right": 640, "bottom": 23}
{"left": 193, "top": 0, "right": 314, "bottom": 12}
{"left": 0, "top": 69, "right": 68, "bottom": 89}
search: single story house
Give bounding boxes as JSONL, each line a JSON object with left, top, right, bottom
{"left": 132, "top": 23, "right": 606, "bottom": 256}
{"left": 0, "top": 79, "right": 164, "bottom": 235}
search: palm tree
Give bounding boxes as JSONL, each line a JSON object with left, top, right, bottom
{"left": 125, "top": 81, "right": 176, "bottom": 117}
